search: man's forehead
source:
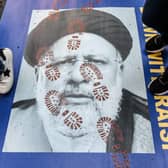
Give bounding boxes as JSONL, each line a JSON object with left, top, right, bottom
{"left": 49, "top": 32, "right": 120, "bottom": 60}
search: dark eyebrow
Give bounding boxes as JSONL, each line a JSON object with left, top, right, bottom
{"left": 84, "top": 55, "right": 109, "bottom": 62}
{"left": 51, "top": 55, "right": 76, "bottom": 65}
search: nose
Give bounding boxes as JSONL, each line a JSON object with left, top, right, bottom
{"left": 68, "top": 61, "right": 87, "bottom": 84}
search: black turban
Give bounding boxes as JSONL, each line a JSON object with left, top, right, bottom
{"left": 24, "top": 9, "right": 133, "bottom": 67}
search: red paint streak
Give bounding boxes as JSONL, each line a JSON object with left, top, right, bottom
{"left": 67, "top": 19, "right": 85, "bottom": 34}
{"left": 35, "top": 47, "right": 49, "bottom": 66}
{"left": 110, "top": 121, "right": 130, "bottom": 167}
{"left": 51, "top": 0, "right": 68, "bottom": 9}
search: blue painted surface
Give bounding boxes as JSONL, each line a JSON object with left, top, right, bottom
{"left": 0, "top": 0, "right": 168, "bottom": 167}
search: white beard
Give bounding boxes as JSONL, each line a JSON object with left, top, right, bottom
{"left": 35, "top": 67, "right": 123, "bottom": 152}
{"left": 53, "top": 103, "right": 99, "bottom": 137}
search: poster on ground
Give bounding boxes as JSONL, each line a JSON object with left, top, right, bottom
{"left": 0, "top": 0, "right": 167, "bottom": 167}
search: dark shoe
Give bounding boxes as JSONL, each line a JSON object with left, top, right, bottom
{"left": 0, "top": 48, "right": 14, "bottom": 94}
{"left": 148, "top": 68, "right": 168, "bottom": 95}
{"left": 146, "top": 34, "right": 168, "bottom": 53}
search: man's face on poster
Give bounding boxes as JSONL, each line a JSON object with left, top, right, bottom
{"left": 35, "top": 32, "right": 124, "bottom": 145}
